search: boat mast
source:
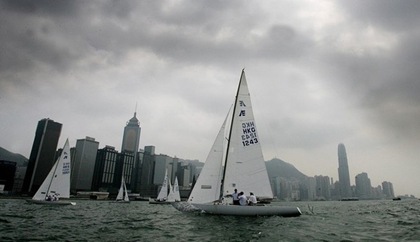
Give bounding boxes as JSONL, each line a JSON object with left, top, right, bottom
{"left": 220, "top": 69, "right": 245, "bottom": 200}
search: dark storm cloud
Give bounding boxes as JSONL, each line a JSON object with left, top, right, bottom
{"left": 0, "top": 0, "right": 310, "bottom": 85}
{"left": 1, "top": 0, "right": 80, "bottom": 16}
{"left": 0, "top": 1, "right": 87, "bottom": 76}
{"left": 1, "top": 0, "right": 419, "bottom": 197}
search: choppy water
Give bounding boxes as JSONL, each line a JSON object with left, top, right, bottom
{"left": 0, "top": 199, "right": 419, "bottom": 241}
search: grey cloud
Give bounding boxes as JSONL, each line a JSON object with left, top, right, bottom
{"left": 338, "top": 1, "right": 420, "bottom": 32}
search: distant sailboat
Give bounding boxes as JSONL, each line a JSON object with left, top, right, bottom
{"left": 115, "top": 176, "right": 130, "bottom": 203}
{"left": 179, "top": 70, "right": 301, "bottom": 216}
{"left": 149, "top": 169, "right": 170, "bottom": 204}
{"left": 27, "top": 139, "right": 76, "bottom": 206}
{"left": 168, "top": 177, "right": 181, "bottom": 202}
{"left": 173, "top": 177, "right": 181, "bottom": 202}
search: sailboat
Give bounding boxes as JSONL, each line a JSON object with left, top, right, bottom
{"left": 149, "top": 169, "right": 170, "bottom": 204}
{"left": 115, "top": 175, "right": 130, "bottom": 203}
{"left": 173, "top": 177, "right": 181, "bottom": 202}
{"left": 168, "top": 177, "right": 181, "bottom": 202}
{"left": 185, "top": 70, "right": 301, "bottom": 216}
{"left": 27, "top": 139, "right": 76, "bottom": 206}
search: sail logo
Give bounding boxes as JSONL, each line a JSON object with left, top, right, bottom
{"left": 239, "top": 100, "right": 246, "bottom": 116}
{"left": 241, "top": 121, "right": 258, "bottom": 146}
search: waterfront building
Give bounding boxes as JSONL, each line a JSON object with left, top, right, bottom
{"left": 0, "top": 160, "right": 17, "bottom": 193}
{"left": 271, "top": 176, "right": 288, "bottom": 200}
{"left": 337, "top": 143, "right": 352, "bottom": 198}
{"left": 307, "top": 177, "right": 317, "bottom": 201}
{"left": 12, "top": 166, "right": 26, "bottom": 194}
{"left": 92, "top": 146, "right": 134, "bottom": 194}
{"left": 92, "top": 146, "right": 118, "bottom": 192}
{"left": 382, "top": 181, "right": 395, "bottom": 198}
{"left": 177, "top": 162, "right": 191, "bottom": 187}
{"left": 315, "top": 175, "right": 331, "bottom": 200}
{"left": 121, "top": 111, "right": 141, "bottom": 154}
{"left": 22, "top": 118, "right": 62, "bottom": 194}
{"left": 355, "top": 172, "right": 372, "bottom": 199}
{"left": 71, "top": 137, "right": 99, "bottom": 193}
{"left": 154, "top": 154, "right": 173, "bottom": 185}
{"left": 138, "top": 146, "right": 156, "bottom": 196}
{"left": 121, "top": 112, "right": 141, "bottom": 192}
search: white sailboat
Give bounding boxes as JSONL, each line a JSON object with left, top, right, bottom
{"left": 27, "top": 139, "right": 76, "bottom": 206}
{"left": 149, "top": 169, "right": 170, "bottom": 204}
{"left": 115, "top": 175, "right": 130, "bottom": 203}
{"left": 186, "top": 70, "right": 301, "bottom": 216}
{"left": 173, "top": 177, "right": 181, "bottom": 202}
{"left": 168, "top": 177, "right": 181, "bottom": 202}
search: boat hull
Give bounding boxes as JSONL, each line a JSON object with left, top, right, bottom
{"left": 26, "top": 199, "right": 76, "bottom": 206}
{"left": 191, "top": 203, "right": 301, "bottom": 217}
{"left": 135, "top": 197, "right": 150, "bottom": 201}
{"left": 149, "top": 197, "right": 174, "bottom": 204}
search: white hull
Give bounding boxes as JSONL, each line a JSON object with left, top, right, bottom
{"left": 192, "top": 203, "right": 301, "bottom": 217}
{"left": 27, "top": 199, "right": 76, "bottom": 206}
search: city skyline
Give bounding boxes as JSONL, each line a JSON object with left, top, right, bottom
{"left": 1, "top": 1, "right": 420, "bottom": 197}
{"left": 1, "top": 117, "right": 401, "bottom": 198}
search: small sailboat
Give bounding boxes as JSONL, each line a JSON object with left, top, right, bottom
{"left": 168, "top": 177, "right": 181, "bottom": 202}
{"left": 183, "top": 70, "right": 301, "bottom": 216}
{"left": 115, "top": 176, "right": 130, "bottom": 203}
{"left": 173, "top": 177, "right": 181, "bottom": 202}
{"left": 27, "top": 139, "right": 76, "bottom": 206}
{"left": 149, "top": 169, "right": 170, "bottom": 204}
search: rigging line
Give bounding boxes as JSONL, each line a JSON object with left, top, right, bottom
{"left": 220, "top": 70, "right": 244, "bottom": 200}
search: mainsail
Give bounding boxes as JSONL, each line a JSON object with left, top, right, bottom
{"left": 156, "top": 169, "right": 168, "bottom": 201}
{"left": 33, "top": 139, "right": 71, "bottom": 201}
{"left": 222, "top": 70, "right": 273, "bottom": 199}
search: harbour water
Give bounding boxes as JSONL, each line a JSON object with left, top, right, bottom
{"left": 1, "top": 198, "right": 419, "bottom": 241}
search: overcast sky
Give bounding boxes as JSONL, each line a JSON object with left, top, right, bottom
{"left": 1, "top": 0, "right": 419, "bottom": 197}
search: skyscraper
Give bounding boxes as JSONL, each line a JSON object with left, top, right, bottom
{"left": 71, "top": 136, "right": 99, "bottom": 193}
{"left": 337, "top": 143, "right": 352, "bottom": 198}
{"left": 382, "top": 181, "right": 395, "bottom": 198}
{"left": 91, "top": 145, "right": 135, "bottom": 194}
{"left": 121, "top": 111, "right": 141, "bottom": 192}
{"left": 121, "top": 112, "right": 141, "bottom": 154}
{"left": 355, "top": 172, "right": 372, "bottom": 199}
{"left": 22, "top": 118, "right": 62, "bottom": 194}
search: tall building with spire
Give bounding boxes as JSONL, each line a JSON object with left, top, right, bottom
{"left": 121, "top": 112, "right": 141, "bottom": 154}
{"left": 22, "top": 118, "right": 62, "bottom": 194}
{"left": 121, "top": 111, "right": 141, "bottom": 192}
{"left": 337, "top": 143, "right": 352, "bottom": 198}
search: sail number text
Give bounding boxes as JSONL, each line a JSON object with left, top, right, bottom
{"left": 241, "top": 121, "right": 259, "bottom": 146}
{"left": 63, "top": 162, "right": 70, "bottom": 174}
